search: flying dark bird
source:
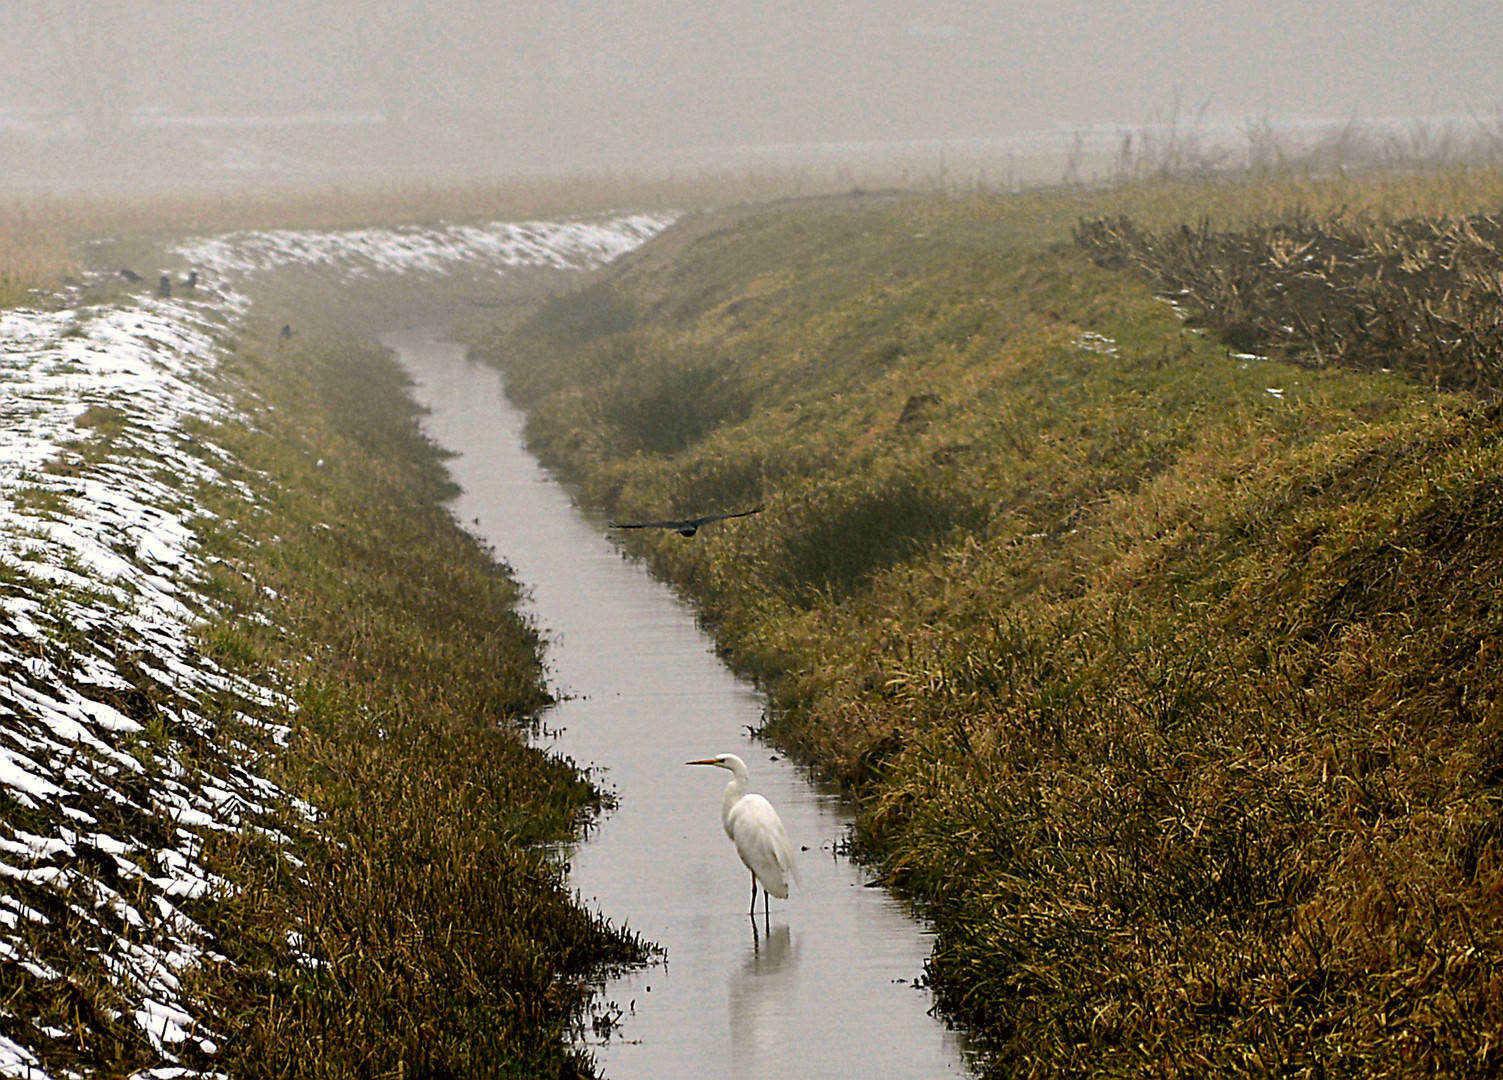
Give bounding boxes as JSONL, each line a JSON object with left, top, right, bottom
{"left": 119, "top": 267, "right": 143, "bottom": 283}
{"left": 609, "top": 506, "right": 762, "bottom": 538}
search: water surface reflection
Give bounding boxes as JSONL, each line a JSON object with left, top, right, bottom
{"left": 730, "top": 922, "right": 798, "bottom": 1065}
{"left": 389, "top": 329, "right": 971, "bottom": 1079}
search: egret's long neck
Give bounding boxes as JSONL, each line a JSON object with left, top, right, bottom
{"left": 720, "top": 771, "right": 747, "bottom": 835}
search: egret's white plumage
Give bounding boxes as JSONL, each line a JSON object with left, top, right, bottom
{"left": 688, "top": 753, "right": 799, "bottom": 915}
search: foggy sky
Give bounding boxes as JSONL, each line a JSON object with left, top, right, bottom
{"left": 2, "top": 1, "right": 1499, "bottom": 183}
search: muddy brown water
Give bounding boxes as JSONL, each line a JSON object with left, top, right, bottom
{"left": 387, "top": 328, "right": 973, "bottom": 1079}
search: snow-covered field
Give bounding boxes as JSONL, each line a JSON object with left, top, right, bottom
{"left": 0, "top": 212, "right": 676, "bottom": 1077}
{"left": 172, "top": 213, "right": 678, "bottom": 281}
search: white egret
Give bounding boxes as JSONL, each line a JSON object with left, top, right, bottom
{"left": 687, "top": 753, "right": 800, "bottom": 916}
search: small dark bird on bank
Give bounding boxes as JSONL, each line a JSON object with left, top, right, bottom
{"left": 183, "top": 270, "right": 198, "bottom": 291}
{"left": 120, "top": 267, "right": 143, "bottom": 283}
{"left": 279, "top": 324, "right": 294, "bottom": 339}
{"left": 157, "top": 275, "right": 172, "bottom": 299}
{"left": 610, "top": 506, "right": 763, "bottom": 538}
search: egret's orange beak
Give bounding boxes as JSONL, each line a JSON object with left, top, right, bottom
{"left": 685, "top": 758, "right": 719, "bottom": 766}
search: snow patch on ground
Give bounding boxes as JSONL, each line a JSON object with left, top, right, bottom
{"left": 1075, "top": 331, "right": 1119, "bottom": 356}
{"left": 0, "top": 291, "right": 295, "bottom": 1077}
{"left": 172, "top": 212, "right": 679, "bottom": 282}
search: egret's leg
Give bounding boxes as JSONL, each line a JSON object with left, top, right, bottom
{"left": 748, "top": 873, "right": 758, "bottom": 916}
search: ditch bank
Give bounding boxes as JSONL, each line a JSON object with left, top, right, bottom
{"left": 0, "top": 212, "right": 673, "bottom": 1077}
{"left": 481, "top": 181, "right": 1503, "bottom": 1078}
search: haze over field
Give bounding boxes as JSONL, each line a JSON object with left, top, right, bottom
{"left": 2, "top": 0, "right": 1500, "bottom": 191}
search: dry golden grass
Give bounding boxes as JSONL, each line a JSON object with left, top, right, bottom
{"left": 6, "top": 160, "right": 1501, "bottom": 305}
{"left": 0, "top": 169, "right": 856, "bottom": 302}
{"left": 1076, "top": 206, "right": 1503, "bottom": 392}
{"left": 181, "top": 321, "right": 645, "bottom": 1078}
{"left": 485, "top": 170, "right": 1503, "bottom": 1076}
{"left": 5, "top": 158, "right": 1502, "bottom": 1076}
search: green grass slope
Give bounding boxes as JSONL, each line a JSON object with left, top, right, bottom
{"left": 484, "top": 176, "right": 1503, "bottom": 1077}
{"left": 185, "top": 321, "right": 644, "bottom": 1078}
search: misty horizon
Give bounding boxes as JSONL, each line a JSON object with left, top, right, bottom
{"left": 2, "top": 1, "right": 1499, "bottom": 191}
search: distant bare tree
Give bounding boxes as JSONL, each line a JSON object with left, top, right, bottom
{"left": 26, "top": 0, "right": 130, "bottom": 137}
{"left": 1060, "top": 130, "right": 1085, "bottom": 185}
{"left": 350, "top": 0, "right": 432, "bottom": 126}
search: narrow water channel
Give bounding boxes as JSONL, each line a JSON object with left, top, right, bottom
{"left": 386, "top": 328, "right": 972, "bottom": 1079}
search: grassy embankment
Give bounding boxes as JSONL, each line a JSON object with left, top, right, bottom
{"left": 177, "top": 317, "right": 648, "bottom": 1077}
{"left": 1, "top": 307, "right": 646, "bottom": 1075}
{"left": 484, "top": 171, "right": 1503, "bottom": 1076}
{"left": 0, "top": 193, "right": 710, "bottom": 1074}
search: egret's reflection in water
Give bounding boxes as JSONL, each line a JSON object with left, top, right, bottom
{"left": 390, "top": 329, "right": 973, "bottom": 1079}
{"left": 729, "top": 922, "right": 799, "bottom": 1067}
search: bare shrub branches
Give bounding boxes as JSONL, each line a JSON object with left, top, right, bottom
{"left": 1076, "top": 209, "right": 1503, "bottom": 392}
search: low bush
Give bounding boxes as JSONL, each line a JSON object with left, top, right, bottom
{"left": 1075, "top": 208, "right": 1503, "bottom": 392}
